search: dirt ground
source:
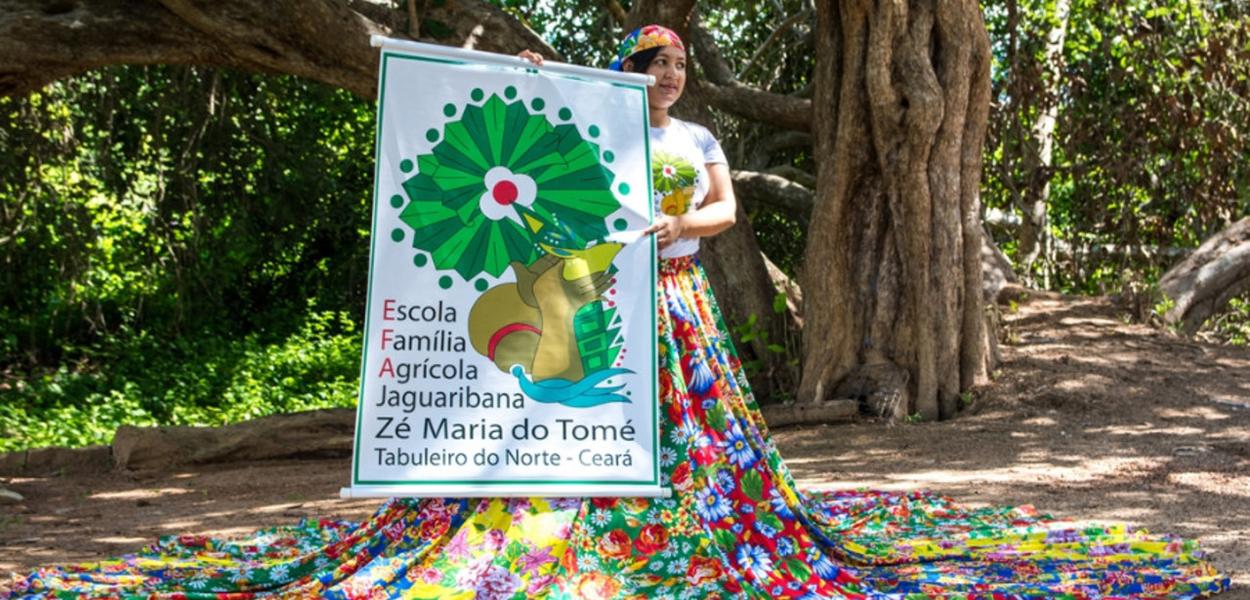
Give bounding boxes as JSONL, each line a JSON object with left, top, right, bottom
{"left": 2, "top": 295, "right": 1249, "bottom": 597}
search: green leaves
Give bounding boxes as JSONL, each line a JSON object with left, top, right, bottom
{"left": 0, "top": 310, "right": 362, "bottom": 453}
{"left": 984, "top": 0, "right": 1250, "bottom": 295}
{"left": 707, "top": 402, "right": 729, "bottom": 432}
{"left": 2, "top": 66, "right": 377, "bottom": 381}
{"left": 740, "top": 469, "right": 764, "bottom": 501}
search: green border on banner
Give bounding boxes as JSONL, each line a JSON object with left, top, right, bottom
{"left": 351, "top": 50, "right": 659, "bottom": 490}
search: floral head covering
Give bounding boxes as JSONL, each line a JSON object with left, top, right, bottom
{"left": 608, "top": 25, "right": 686, "bottom": 71}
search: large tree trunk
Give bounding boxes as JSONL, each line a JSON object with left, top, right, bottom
{"left": 1158, "top": 217, "right": 1250, "bottom": 334}
{"left": 799, "top": 0, "right": 994, "bottom": 421}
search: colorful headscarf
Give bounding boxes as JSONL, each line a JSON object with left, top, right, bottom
{"left": 608, "top": 25, "right": 686, "bottom": 72}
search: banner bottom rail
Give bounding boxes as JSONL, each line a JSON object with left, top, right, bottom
{"left": 340, "top": 486, "right": 672, "bottom": 499}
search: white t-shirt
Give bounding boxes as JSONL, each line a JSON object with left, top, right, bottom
{"left": 649, "top": 118, "right": 728, "bottom": 258}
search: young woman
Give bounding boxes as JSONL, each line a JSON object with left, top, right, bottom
{"left": 6, "top": 26, "right": 1227, "bottom": 600}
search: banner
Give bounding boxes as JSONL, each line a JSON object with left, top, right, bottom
{"left": 345, "top": 38, "right": 660, "bottom": 498}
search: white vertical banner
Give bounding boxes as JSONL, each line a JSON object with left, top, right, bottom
{"left": 345, "top": 38, "right": 660, "bottom": 498}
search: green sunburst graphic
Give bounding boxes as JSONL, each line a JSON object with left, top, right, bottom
{"left": 395, "top": 88, "right": 625, "bottom": 281}
{"left": 651, "top": 149, "right": 697, "bottom": 195}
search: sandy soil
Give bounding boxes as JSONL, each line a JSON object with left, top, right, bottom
{"left": 2, "top": 295, "right": 1249, "bottom": 596}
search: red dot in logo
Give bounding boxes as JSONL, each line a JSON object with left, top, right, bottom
{"left": 492, "top": 180, "right": 519, "bottom": 205}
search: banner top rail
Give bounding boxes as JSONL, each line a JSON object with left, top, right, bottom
{"left": 369, "top": 35, "right": 656, "bottom": 87}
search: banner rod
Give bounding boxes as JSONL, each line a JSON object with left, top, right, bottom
{"left": 341, "top": 486, "right": 672, "bottom": 499}
{"left": 369, "top": 35, "right": 655, "bottom": 87}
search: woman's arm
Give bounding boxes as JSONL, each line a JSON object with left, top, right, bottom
{"left": 646, "top": 162, "right": 737, "bottom": 249}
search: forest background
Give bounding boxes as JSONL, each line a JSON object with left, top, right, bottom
{"left": 1, "top": 0, "right": 1249, "bottom": 452}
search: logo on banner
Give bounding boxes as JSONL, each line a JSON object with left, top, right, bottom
{"left": 391, "top": 86, "right": 634, "bottom": 409}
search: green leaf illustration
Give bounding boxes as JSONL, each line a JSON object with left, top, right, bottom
{"left": 650, "top": 150, "right": 697, "bottom": 195}
{"left": 398, "top": 92, "right": 620, "bottom": 279}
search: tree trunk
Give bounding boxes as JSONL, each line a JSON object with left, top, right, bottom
{"left": 799, "top": 0, "right": 994, "bottom": 421}
{"left": 981, "top": 225, "right": 1018, "bottom": 304}
{"left": 1158, "top": 217, "right": 1250, "bottom": 335}
{"left": 1015, "top": 0, "right": 1071, "bottom": 286}
{"left": 701, "top": 200, "right": 802, "bottom": 400}
{"left": 112, "top": 408, "right": 355, "bottom": 471}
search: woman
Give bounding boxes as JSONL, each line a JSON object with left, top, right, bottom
{"left": 523, "top": 27, "right": 739, "bottom": 256}
{"left": 6, "top": 26, "right": 1228, "bottom": 600}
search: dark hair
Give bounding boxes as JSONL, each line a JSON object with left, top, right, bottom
{"left": 624, "top": 47, "right": 663, "bottom": 73}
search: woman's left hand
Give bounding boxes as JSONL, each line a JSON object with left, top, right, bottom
{"left": 517, "top": 50, "right": 545, "bottom": 66}
{"left": 645, "top": 215, "right": 686, "bottom": 249}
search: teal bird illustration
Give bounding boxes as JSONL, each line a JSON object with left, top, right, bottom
{"left": 514, "top": 203, "right": 622, "bottom": 282}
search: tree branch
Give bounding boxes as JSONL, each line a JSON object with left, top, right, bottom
{"left": 0, "top": 0, "right": 214, "bottom": 98}
{"left": 1159, "top": 217, "right": 1250, "bottom": 334}
{"left": 762, "top": 131, "right": 812, "bottom": 152}
{"left": 732, "top": 169, "right": 814, "bottom": 227}
{"left": 688, "top": 17, "right": 812, "bottom": 132}
{"left": 625, "top": 0, "right": 697, "bottom": 31}
{"left": 0, "top": 0, "right": 558, "bottom": 98}
{"left": 602, "top": 0, "right": 628, "bottom": 27}
{"left": 737, "top": 10, "right": 812, "bottom": 80}
{"left": 407, "top": 0, "right": 421, "bottom": 39}
{"left": 764, "top": 165, "right": 816, "bottom": 189}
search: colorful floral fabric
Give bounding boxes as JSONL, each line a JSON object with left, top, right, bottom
{"left": 608, "top": 25, "right": 685, "bottom": 72}
{"left": 4, "top": 257, "right": 1229, "bottom": 599}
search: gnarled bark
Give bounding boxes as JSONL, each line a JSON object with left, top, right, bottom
{"left": 800, "top": 0, "right": 994, "bottom": 421}
{"left": 1159, "top": 217, "right": 1250, "bottom": 335}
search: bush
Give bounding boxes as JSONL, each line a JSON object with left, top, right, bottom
{"left": 0, "top": 310, "right": 362, "bottom": 453}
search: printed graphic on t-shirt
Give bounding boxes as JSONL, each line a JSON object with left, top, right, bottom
{"left": 651, "top": 150, "right": 697, "bottom": 216}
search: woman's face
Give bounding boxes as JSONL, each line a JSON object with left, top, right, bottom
{"left": 642, "top": 45, "right": 686, "bottom": 110}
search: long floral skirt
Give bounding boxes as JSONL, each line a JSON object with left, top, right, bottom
{"left": 4, "top": 256, "right": 1229, "bottom": 599}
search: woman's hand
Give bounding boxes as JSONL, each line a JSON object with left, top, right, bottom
{"left": 517, "top": 50, "right": 545, "bottom": 66}
{"left": 645, "top": 164, "right": 738, "bottom": 249}
{"left": 645, "top": 215, "right": 687, "bottom": 250}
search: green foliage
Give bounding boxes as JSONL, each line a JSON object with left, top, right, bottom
{"left": 984, "top": 0, "right": 1250, "bottom": 293}
{"left": 0, "top": 310, "right": 360, "bottom": 452}
{"left": 1153, "top": 292, "right": 1177, "bottom": 322}
{"left": 729, "top": 292, "right": 800, "bottom": 384}
{"left": 0, "top": 66, "right": 374, "bottom": 371}
{"left": 493, "top": 0, "right": 622, "bottom": 67}
{"left": 0, "top": 66, "right": 375, "bottom": 452}
{"left": 1198, "top": 293, "right": 1250, "bottom": 346}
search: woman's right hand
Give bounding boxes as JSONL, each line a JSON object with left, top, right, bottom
{"left": 517, "top": 50, "right": 545, "bottom": 66}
